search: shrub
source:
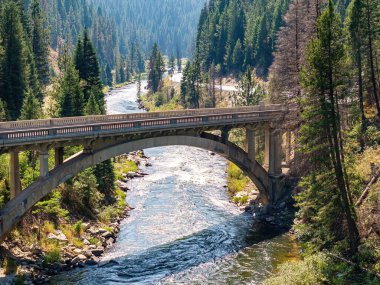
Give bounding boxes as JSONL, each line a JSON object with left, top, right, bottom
{"left": 264, "top": 253, "right": 331, "bottom": 285}
{"left": 43, "top": 246, "right": 61, "bottom": 264}
{"left": 74, "top": 220, "right": 83, "bottom": 237}
{"left": 89, "top": 237, "right": 99, "bottom": 245}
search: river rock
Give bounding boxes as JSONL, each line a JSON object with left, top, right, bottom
{"left": 118, "top": 181, "right": 129, "bottom": 191}
{"left": 47, "top": 230, "right": 68, "bottom": 242}
{"left": 85, "top": 259, "right": 98, "bottom": 266}
{"left": 82, "top": 223, "right": 91, "bottom": 231}
{"left": 73, "top": 248, "right": 82, "bottom": 254}
{"left": 91, "top": 248, "right": 104, "bottom": 257}
{"left": 87, "top": 227, "right": 107, "bottom": 235}
{"left": 101, "top": 231, "right": 113, "bottom": 239}
{"left": 265, "top": 216, "right": 275, "bottom": 222}
{"left": 71, "top": 254, "right": 87, "bottom": 264}
{"left": 84, "top": 250, "right": 93, "bottom": 258}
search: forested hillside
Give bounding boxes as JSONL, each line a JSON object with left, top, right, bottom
{"left": 194, "top": 0, "right": 350, "bottom": 77}
{"left": 21, "top": 0, "right": 203, "bottom": 85}
{"left": 90, "top": 0, "right": 205, "bottom": 57}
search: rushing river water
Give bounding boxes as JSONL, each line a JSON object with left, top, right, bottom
{"left": 54, "top": 79, "right": 299, "bottom": 285}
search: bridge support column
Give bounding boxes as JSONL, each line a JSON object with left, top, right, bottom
{"left": 9, "top": 151, "right": 21, "bottom": 199}
{"left": 285, "top": 130, "right": 292, "bottom": 164}
{"left": 246, "top": 129, "right": 255, "bottom": 162}
{"left": 39, "top": 151, "right": 49, "bottom": 178}
{"left": 264, "top": 128, "right": 270, "bottom": 170}
{"left": 264, "top": 127, "right": 284, "bottom": 203}
{"left": 221, "top": 127, "right": 230, "bottom": 144}
{"left": 55, "top": 147, "right": 64, "bottom": 167}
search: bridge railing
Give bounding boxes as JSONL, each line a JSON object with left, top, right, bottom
{"left": 0, "top": 105, "right": 284, "bottom": 131}
{"left": 0, "top": 107, "right": 285, "bottom": 143}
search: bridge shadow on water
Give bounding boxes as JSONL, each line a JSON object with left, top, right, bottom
{"left": 58, "top": 211, "right": 292, "bottom": 284}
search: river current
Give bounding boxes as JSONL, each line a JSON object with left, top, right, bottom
{"left": 54, "top": 79, "right": 299, "bottom": 285}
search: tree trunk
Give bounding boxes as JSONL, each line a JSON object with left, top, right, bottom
{"left": 366, "top": 0, "right": 380, "bottom": 116}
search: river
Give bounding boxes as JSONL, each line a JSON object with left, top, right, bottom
{"left": 53, "top": 79, "right": 299, "bottom": 285}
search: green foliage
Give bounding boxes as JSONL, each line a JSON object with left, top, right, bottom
{"left": 84, "top": 92, "right": 101, "bottom": 115}
{"left": 33, "top": 191, "right": 69, "bottom": 220}
{"left": 58, "top": 60, "right": 84, "bottom": 117}
{"left": 73, "top": 220, "right": 83, "bottom": 237}
{"left": 30, "top": 0, "right": 50, "bottom": 86}
{"left": 264, "top": 252, "right": 380, "bottom": 285}
{"left": 227, "top": 163, "right": 249, "bottom": 195}
{"left": 297, "top": 1, "right": 359, "bottom": 254}
{"left": 235, "top": 67, "right": 265, "bottom": 106}
{"left": 43, "top": 247, "right": 61, "bottom": 264}
{"left": 147, "top": 43, "right": 165, "bottom": 93}
{"left": 180, "top": 59, "right": 202, "bottom": 108}
{"left": 19, "top": 88, "right": 42, "bottom": 120}
{"left": 93, "top": 160, "right": 116, "bottom": 206}
{"left": 0, "top": 0, "right": 26, "bottom": 120}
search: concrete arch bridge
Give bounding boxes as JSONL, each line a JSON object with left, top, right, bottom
{"left": 0, "top": 105, "right": 291, "bottom": 239}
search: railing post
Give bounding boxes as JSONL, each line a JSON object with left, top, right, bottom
{"left": 246, "top": 128, "right": 255, "bottom": 162}
{"left": 9, "top": 151, "right": 21, "bottom": 199}
{"left": 39, "top": 151, "right": 50, "bottom": 178}
{"left": 55, "top": 147, "right": 64, "bottom": 167}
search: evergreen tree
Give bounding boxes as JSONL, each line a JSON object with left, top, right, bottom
{"left": 346, "top": 0, "right": 367, "bottom": 135}
{"left": 84, "top": 92, "right": 101, "bottom": 116}
{"left": 30, "top": 0, "right": 50, "bottom": 85}
{"left": 176, "top": 47, "right": 182, "bottom": 72}
{"left": 20, "top": 88, "right": 42, "bottom": 120}
{"left": 75, "top": 29, "right": 102, "bottom": 101}
{"left": 232, "top": 39, "right": 244, "bottom": 72}
{"left": 0, "top": 0, "right": 26, "bottom": 120}
{"left": 105, "top": 64, "right": 113, "bottom": 86}
{"left": 147, "top": 43, "right": 165, "bottom": 93}
{"left": 119, "top": 63, "right": 125, "bottom": 83}
{"left": 236, "top": 67, "right": 264, "bottom": 106}
{"left": 59, "top": 61, "right": 84, "bottom": 117}
{"left": 169, "top": 54, "right": 175, "bottom": 72}
{"left": 298, "top": 1, "right": 359, "bottom": 255}
{"left": 0, "top": 99, "right": 7, "bottom": 121}
{"left": 137, "top": 73, "right": 142, "bottom": 98}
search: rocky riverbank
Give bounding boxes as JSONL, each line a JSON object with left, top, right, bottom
{"left": 0, "top": 151, "right": 150, "bottom": 285}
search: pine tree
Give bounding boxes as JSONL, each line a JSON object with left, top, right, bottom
{"left": 299, "top": 1, "right": 359, "bottom": 255}
{"left": 0, "top": 99, "right": 7, "bottom": 121}
{"left": 236, "top": 67, "right": 264, "bottom": 106}
{"left": 169, "top": 54, "right": 175, "bottom": 73}
{"left": 147, "top": 43, "right": 165, "bottom": 93}
{"left": 0, "top": 0, "right": 27, "bottom": 120}
{"left": 59, "top": 61, "right": 84, "bottom": 117}
{"left": 84, "top": 92, "right": 101, "bottom": 115}
{"left": 105, "top": 64, "right": 113, "bottom": 86}
{"left": 346, "top": 0, "right": 367, "bottom": 135}
{"left": 20, "top": 88, "right": 42, "bottom": 120}
{"left": 30, "top": 0, "right": 50, "bottom": 85}
{"left": 137, "top": 73, "right": 142, "bottom": 98}
{"left": 176, "top": 46, "right": 182, "bottom": 72}
{"left": 362, "top": 0, "right": 380, "bottom": 116}
{"left": 232, "top": 39, "right": 244, "bottom": 72}
{"left": 75, "top": 29, "right": 102, "bottom": 101}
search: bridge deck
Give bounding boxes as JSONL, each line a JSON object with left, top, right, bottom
{"left": 0, "top": 105, "right": 285, "bottom": 150}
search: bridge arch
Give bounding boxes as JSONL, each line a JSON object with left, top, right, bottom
{"left": 0, "top": 133, "right": 278, "bottom": 238}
